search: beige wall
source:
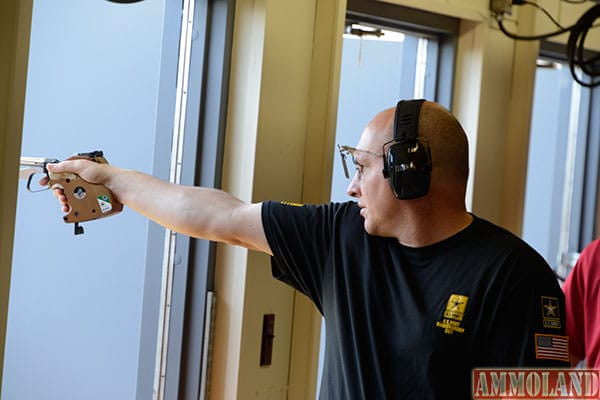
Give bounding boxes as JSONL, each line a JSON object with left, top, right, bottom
{"left": 535, "top": 0, "right": 600, "bottom": 50}
{"left": 0, "top": 0, "right": 32, "bottom": 392}
{"left": 210, "top": 0, "right": 346, "bottom": 397}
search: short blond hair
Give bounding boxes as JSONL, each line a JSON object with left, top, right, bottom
{"left": 418, "top": 101, "right": 469, "bottom": 184}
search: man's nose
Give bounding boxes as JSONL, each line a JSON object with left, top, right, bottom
{"left": 346, "top": 174, "right": 360, "bottom": 198}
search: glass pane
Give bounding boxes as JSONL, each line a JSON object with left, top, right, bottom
{"left": 4, "top": 2, "right": 172, "bottom": 399}
{"left": 522, "top": 59, "right": 589, "bottom": 279}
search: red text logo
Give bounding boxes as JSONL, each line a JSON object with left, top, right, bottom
{"left": 472, "top": 368, "right": 600, "bottom": 399}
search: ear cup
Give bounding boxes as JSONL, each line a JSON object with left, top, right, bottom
{"left": 385, "top": 140, "right": 431, "bottom": 199}
{"left": 383, "top": 99, "right": 431, "bottom": 199}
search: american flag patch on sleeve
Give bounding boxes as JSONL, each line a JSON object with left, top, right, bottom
{"left": 534, "top": 333, "right": 569, "bottom": 362}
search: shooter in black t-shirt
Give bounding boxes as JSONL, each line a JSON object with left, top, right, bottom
{"left": 47, "top": 100, "right": 569, "bottom": 399}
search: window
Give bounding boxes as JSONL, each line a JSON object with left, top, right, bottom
{"left": 522, "top": 43, "right": 600, "bottom": 281}
{"left": 6, "top": 1, "right": 233, "bottom": 399}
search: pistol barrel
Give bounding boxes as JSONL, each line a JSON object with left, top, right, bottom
{"left": 19, "top": 157, "right": 60, "bottom": 168}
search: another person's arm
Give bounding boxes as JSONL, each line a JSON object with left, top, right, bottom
{"left": 47, "top": 160, "right": 271, "bottom": 254}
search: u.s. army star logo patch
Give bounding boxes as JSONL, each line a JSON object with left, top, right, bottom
{"left": 541, "top": 296, "right": 561, "bottom": 329}
{"left": 436, "top": 294, "right": 469, "bottom": 335}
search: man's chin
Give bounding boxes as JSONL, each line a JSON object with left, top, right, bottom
{"left": 364, "top": 219, "right": 392, "bottom": 238}
{"left": 363, "top": 220, "right": 378, "bottom": 236}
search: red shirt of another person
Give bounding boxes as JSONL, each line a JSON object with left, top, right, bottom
{"left": 563, "top": 239, "right": 600, "bottom": 367}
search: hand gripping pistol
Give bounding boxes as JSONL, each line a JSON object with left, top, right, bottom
{"left": 19, "top": 151, "right": 123, "bottom": 235}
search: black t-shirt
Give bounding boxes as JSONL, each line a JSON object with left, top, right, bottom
{"left": 261, "top": 201, "right": 569, "bottom": 399}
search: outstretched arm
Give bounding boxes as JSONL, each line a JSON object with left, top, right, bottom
{"left": 47, "top": 160, "right": 272, "bottom": 255}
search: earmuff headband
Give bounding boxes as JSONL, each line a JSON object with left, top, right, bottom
{"left": 393, "top": 99, "right": 425, "bottom": 142}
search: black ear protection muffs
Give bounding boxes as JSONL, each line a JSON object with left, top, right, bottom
{"left": 382, "top": 99, "right": 432, "bottom": 199}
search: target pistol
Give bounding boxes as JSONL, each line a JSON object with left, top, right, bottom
{"left": 19, "top": 151, "right": 123, "bottom": 235}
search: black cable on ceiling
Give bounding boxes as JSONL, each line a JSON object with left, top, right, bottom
{"left": 496, "top": 1, "right": 600, "bottom": 87}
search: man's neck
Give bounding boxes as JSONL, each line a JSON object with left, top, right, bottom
{"left": 394, "top": 209, "right": 473, "bottom": 248}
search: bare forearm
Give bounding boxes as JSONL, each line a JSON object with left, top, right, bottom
{"left": 48, "top": 160, "right": 271, "bottom": 253}
{"left": 109, "top": 170, "right": 245, "bottom": 240}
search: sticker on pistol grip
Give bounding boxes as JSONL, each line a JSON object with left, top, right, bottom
{"left": 97, "top": 194, "right": 113, "bottom": 213}
{"left": 73, "top": 186, "right": 87, "bottom": 200}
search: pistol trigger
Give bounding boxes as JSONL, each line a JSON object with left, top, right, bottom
{"left": 26, "top": 173, "right": 35, "bottom": 191}
{"left": 74, "top": 222, "right": 84, "bottom": 235}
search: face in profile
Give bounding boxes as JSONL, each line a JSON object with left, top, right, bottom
{"left": 344, "top": 109, "right": 405, "bottom": 237}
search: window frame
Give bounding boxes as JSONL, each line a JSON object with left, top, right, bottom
{"left": 345, "top": 0, "right": 458, "bottom": 108}
{"left": 135, "top": 1, "right": 234, "bottom": 399}
{"left": 539, "top": 41, "right": 600, "bottom": 253}
{"left": 523, "top": 41, "right": 600, "bottom": 280}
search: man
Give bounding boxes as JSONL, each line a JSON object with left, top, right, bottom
{"left": 47, "top": 100, "right": 568, "bottom": 398}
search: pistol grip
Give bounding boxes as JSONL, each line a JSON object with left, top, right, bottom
{"left": 48, "top": 172, "right": 123, "bottom": 224}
